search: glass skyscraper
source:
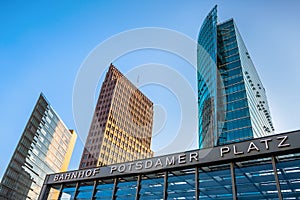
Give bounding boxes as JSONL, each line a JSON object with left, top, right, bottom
{"left": 0, "top": 93, "right": 77, "bottom": 200}
{"left": 198, "top": 6, "right": 274, "bottom": 148}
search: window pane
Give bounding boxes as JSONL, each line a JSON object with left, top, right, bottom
{"left": 168, "top": 168, "right": 195, "bottom": 199}
{"left": 235, "top": 158, "right": 279, "bottom": 199}
{"left": 199, "top": 164, "right": 232, "bottom": 199}
{"left": 60, "top": 183, "right": 76, "bottom": 200}
{"left": 76, "top": 181, "right": 94, "bottom": 200}
{"left": 94, "top": 178, "right": 114, "bottom": 200}
{"left": 276, "top": 153, "right": 300, "bottom": 198}
{"left": 139, "top": 173, "right": 165, "bottom": 199}
{"left": 115, "top": 176, "right": 137, "bottom": 199}
{"left": 47, "top": 185, "right": 61, "bottom": 200}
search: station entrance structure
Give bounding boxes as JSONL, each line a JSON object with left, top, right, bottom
{"left": 39, "top": 130, "right": 300, "bottom": 200}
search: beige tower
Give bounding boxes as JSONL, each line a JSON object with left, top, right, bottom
{"left": 79, "top": 64, "right": 154, "bottom": 169}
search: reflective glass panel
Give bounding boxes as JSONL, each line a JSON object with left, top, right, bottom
{"left": 168, "top": 168, "right": 195, "bottom": 199}
{"left": 47, "top": 185, "right": 61, "bottom": 200}
{"left": 76, "top": 181, "right": 94, "bottom": 200}
{"left": 139, "top": 173, "right": 165, "bottom": 199}
{"left": 115, "top": 176, "right": 137, "bottom": 199}
{"left": 94, "top": 178, "right": 114, "bottom": 200}
{"left": 199, "top": 164, "right": 232, "bottom": 199}
{"left": 235, "top": 158, "right": 279, "bottom": 199}
{"left": 60, "top": 183, "right": 76, "bottom": 200}
{"left": 277, "top": 153, "right": 300, "bottom": 198}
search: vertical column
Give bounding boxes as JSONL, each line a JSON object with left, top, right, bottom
{"left": 195, "top": 167, "right": 199, "bottom": 200}
{"left": 163, "top": 171, "right": 168, "bottom": 200}
{"left": 57, "top": 184, "right": 64, "bottom": 200}
{"left": 230, "top": 162, "right": 237, "bottom": 200}
{"left": 272, "top": 156, "right": 283, "bottom": 200}
{"left": 91, "top": 180, "right": 97, "bottom": 200}
{"left": 112, "top": 178, "right": 118, "bottom": 200}
{"left": 135, "top": 175, "right": 141, "bottom": 200}
{"left": 74, "top": 182, "right": 80, "bottom": 199}
{"left": 38, "top": 184, "right": 51, "bottom": 200}
{"left": 38, "top": 175, "right": 51, "bottom": 200}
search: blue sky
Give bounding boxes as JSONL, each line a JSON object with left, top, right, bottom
{"left": 1, "top": 1, "right": 300, "bottom": 180}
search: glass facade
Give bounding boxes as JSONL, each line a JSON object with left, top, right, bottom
{"left": 94, "top": 179, "right": 114, "bottom": 199}
{"left": 197, "top": 5, "right": 219, "bottom": 148}
{"left": 277, "top": 154, "right": 300, "bottom": 198}
{"left": 168, "top": 169, "right": 195, "bottom": 199}
{"left": 198, "top": 6, "right": 274, "bottom": 148}
{"left": 235, "top": 158, "right": 278, "bottom": 199}
{"left": 39, "top": 131, "right": 300, "bottom": 200}
{"left": 0, "top": 94, "right": 77, "bottom": 200}
{"left": 199, "top": 164, "right": 232, "bottom": 199}
{"left": 140, "top": 173, "right": 165, "bottom": 199}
